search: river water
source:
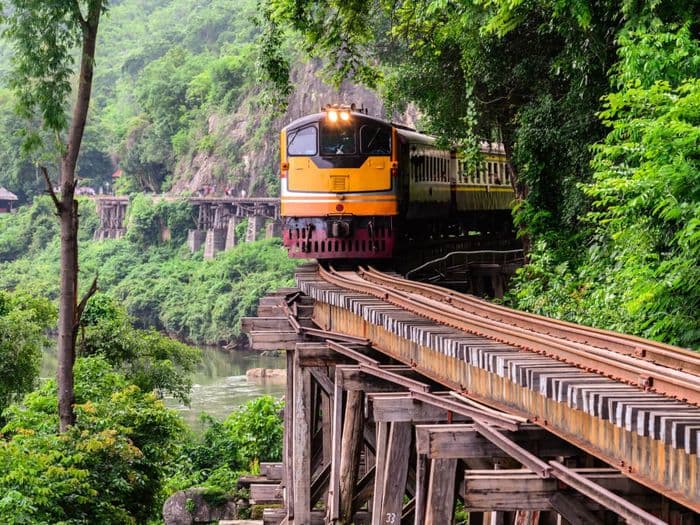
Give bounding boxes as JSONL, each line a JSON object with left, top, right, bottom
{"left": 41, "top": 346, "right": 286, "bottom": 431}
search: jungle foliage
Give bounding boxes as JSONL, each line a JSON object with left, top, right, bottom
{"left": 0, "top": 0, "right": 281, "bottom": 201}
{"left": 0, "top": 196, "right": 298, "bottom": 345}
{"left": 264, "top": 0, "right": 700, "bottom": 349}
{"left": 0, "top": 290, "right": 55, "bottom": 417}
{"left": 0, "top": 356, "right": 190, "bottom": 524}
{"left": 168, "top": 396, "right": 284, "bottom": 494}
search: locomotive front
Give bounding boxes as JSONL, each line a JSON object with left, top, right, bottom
{"left": 280, "top": 106, "right": 398, "bottom": 259}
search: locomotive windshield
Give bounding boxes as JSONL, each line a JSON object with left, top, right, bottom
{"left": 319, "top": 120, "right": 391, "bottom": 156}
{"left": 320, "top": 121, "right": 356, "bottom": 155}
{"left": 360, "top": 125, "right": 391, "bottom": 155}
{"left": 287, "top": 125, "right": 317, "bottom": 156}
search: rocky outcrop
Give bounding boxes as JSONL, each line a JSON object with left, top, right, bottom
{"left": 163, "top": 488, "right": 242, "bottom": 525}
{"left": 245, "top": 368, "right": 286, "bottom": 383}
{"left": 171, "top": 59, "right": 416, "bottom": 196}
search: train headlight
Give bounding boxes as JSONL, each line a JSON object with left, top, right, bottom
{"left": 327, "top": 110, "right": 339, "bottom": 122}
{"left": 340, "top": 111, "right": 350, "bottom": 121}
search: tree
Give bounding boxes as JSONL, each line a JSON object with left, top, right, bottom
{"left": 0, "top": 356, "right": 186, "bottom": 523}
{"left": 0, "top": 291, "right": 56, "bottom": 417}
{"left": 1, "top": 1, "right": 108, "bottom": 431}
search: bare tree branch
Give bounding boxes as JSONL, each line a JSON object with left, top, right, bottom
{"left": 74, "top": 274, "right": 98, "bottom": 332}
{"left": 39, "top": 165, "right": 62, "bottom": 210}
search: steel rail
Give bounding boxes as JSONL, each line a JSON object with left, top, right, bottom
{"left": 318, "top": 266, "right": 700, "bottom": 405}
{"left": 361, "top": 266, "right": 700, "bottom": 376}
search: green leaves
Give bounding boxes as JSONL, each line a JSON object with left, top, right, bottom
{"left": 0, "top": 290, "right": 54, "bottom": 417}
{"left": 0, "top": 356, "right": 186, "bottom": 524}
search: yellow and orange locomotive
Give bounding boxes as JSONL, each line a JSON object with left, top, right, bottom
{"left": 280, "top": 105, "right": 515, "bottom": 259}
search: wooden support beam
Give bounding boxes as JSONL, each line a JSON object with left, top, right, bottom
{"left": 415, "top": 424, "right": 576, "bottom": 459}
{"left": 248, "top": 331, "right": 300, "bottom": 351}
{"left": 368, "top": 394, "right": 470, "bottom": 423}
{"left": 352, "top": 466, "right": 376, "bottom": 509}
{"left": 339, "top": 390, "right": 364, "bottom": 524}
{"left": 474, "top": 422, "right": 550, "bottom": 478}
{"left": 250, "top": 483, "right": 283, "bottom": 505}
{"left": 297, "top": 343, "right": 355, "bottom": 367}
{"left": 462, "top": 468, "right": 648, "bottom": 514}
{"left": 241, "top": 316, "right": 292, "bottom": 331}
{"left": 425, "top": 458, "right": 457, "bottom": 525}
{"left": 356, "top": 363, "right": 430, "bottom": 392}
{"left": 548, "top": 493, "right": 603, "bottom": 525}
{"left": 463, "top": 470, "right": 555, "bottom": 512}
{"left": 309, "top": 366, "right": 335, "bottom": 396}
{"left": 379, "top": 422, "right": 412, "bottom": 525}
{"left": 547, "top": 462, "right": 666, "bottom": 525}
{"left": 260, "top": 462, "right": 284, "bottom": 481}
{"left": 337, "top": 366, "right": 412, "bottom": 393}
{"left": 310, "top": 463, "right": 331, "bottom": 508}
{"left": 292, "top": 352, "right": 312, "bottom": 523}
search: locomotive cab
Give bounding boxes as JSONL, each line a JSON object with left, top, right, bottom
{"left": 280, "top": 106, "right": 398, "bottom": 259}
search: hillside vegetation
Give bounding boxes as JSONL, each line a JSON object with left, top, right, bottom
{"left": 0, "top": 0, "right": 274, "bottom": 202}
{"left": 0, "top": 197, "right": 298, "bottom": 345}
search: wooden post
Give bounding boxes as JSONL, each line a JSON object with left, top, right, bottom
{"left": 425, "top": 458, "right": 457, "bottom": 525}
{"left": 328, "top": 373, "right": 344, "bottom": 521}
{"left": 293, "top": 351, "right": 311, "bottom": 523}
{"left": 371, "top": 422, "right": 389, "bottom": 525}
{"left": 414, "top": 453, "right": 430, "bottom": 525}
{"left": 379, "top": 422, "right": 412, "bottom": 525}
{"left": 339, "top": 390, "right": 364, "bottom": 524}
{"left": 321, "top": 383, "right": 333, "bottom": 468}
{"left": 285, "top": 351, "right": 294, "bottom": 519}
{"left": 514, "top": 511, "right": 541, "bottom": 525}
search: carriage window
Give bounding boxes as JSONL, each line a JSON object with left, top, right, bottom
{"left": 288, "top": 126, "right": 317, "bottom": 156}
{"left": 360, "top": 125, "right": 391, "bottom": 155}
{"left": 320, "top": 123, "right": 356, "bottom": 155}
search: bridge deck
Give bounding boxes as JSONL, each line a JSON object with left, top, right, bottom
{"left": 298, "top": 272, "right": 699, "bottom": 513}
{"left": 243, "top": 267, "right": 699, "bottom": 525}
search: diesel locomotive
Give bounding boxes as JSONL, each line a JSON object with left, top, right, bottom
{"left": 280, "top": 105, "right": 515, "bottom": 259}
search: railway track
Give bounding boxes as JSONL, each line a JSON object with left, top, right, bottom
{"left": 318, "top": 265, "right": 700, "bottom": 406}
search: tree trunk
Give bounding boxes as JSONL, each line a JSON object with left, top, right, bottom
{"left": 56, "top": 2, "right": 102, "bottom": 433}
{"left": 501, "top": 134, "right": 531, "bottom": 257}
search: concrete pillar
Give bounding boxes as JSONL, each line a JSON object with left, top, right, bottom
{"left": 246, "top": 215, "right": 265, "bottom": 243}
{"left": 265, "top": 220, "right": 282, "bottom": 239}
{"left": 204, "top": 228, "right": 226, "bottom": 259}
{"left": 225, "top": 216, "right": 240, "bottom": 251}
{"left": 187, "top": 229, "right": 207, "bottom": 253}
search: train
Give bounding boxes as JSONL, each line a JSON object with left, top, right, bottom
{"left": 279, "top": 105, "right": 516, "bottom": 259}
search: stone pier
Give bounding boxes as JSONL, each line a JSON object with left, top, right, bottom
{"left": 225, "top": 216, "right": 240, "bottom": 250}
{"left": 246, "top": 215, "right": 266, "bottom": 243}
{"left": 265, "top": 221, "right": 282, "bottom": 239}
{"left": 187, "top": 230, "right": 207, "bottom": 252}
{"left": 203, "top": 228, "right": 227, "bottom": 259}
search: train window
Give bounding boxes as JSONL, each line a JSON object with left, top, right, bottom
{"left": 360, "top": 125, "right": 391, "bottom": 155}
{"left": 320, "top": 122, "right": 356, "bottom": 155}
{"left": 288, "top": 126, "right": 317, "bottom": 156}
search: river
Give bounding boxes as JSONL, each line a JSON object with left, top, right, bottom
{"left": 41, "top": 346, "right": 286, "bottom": 431}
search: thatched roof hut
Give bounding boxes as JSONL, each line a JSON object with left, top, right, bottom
{"left": 0, "top": 187, "right": 18, "bottom": 213}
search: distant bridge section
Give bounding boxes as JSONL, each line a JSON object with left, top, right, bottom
{"left": 94, "top": 196, "right": 129, "bottom": 240}
{"left": 93, "top": 195, "right": 282, "bottom": 258}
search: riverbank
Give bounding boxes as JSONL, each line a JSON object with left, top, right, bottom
{"left": 42, "top": 345, "right": 286, "bottom": 430}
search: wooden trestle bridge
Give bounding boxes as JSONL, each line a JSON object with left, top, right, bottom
{"left": 92, "top": 195, "right": 280, "bottom": 258}
{"left": 243, "top": 264, "right": 700, "bottom": 525}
